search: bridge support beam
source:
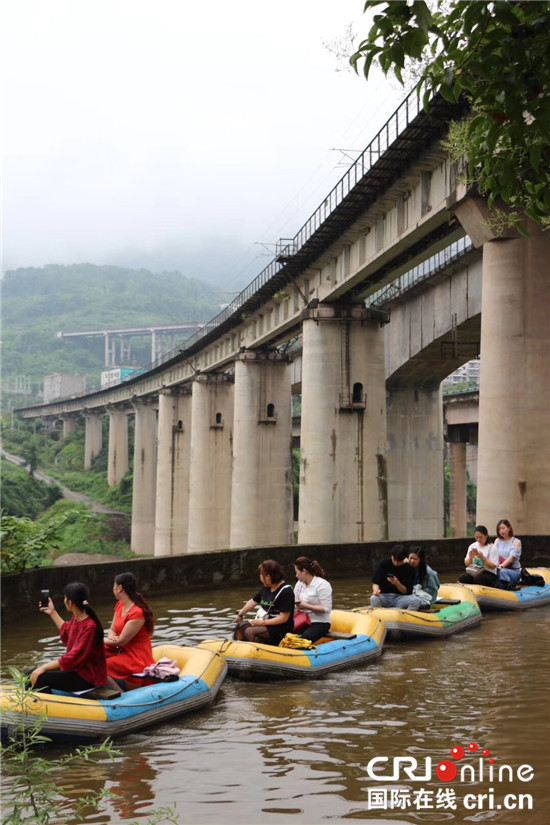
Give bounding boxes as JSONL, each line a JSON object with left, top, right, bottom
{"left": 187, "top": 374, "right": 234, "bottom": 554}
{"left": 130, "top": 399, "right": 157, "bottom": 555}
{"left": 454, "top": 198, "right": 550, "bottom": 532}
{"left": 230, "top": 352, "right": 293, "bottom": 549}
{"left": 60, "top": 414, "right": 78, "bottom": 439}
{"left": 154, "top": 388, "right": 191, "bottom": 556}
{"left": 298, "top": 304, "right": 388, "bottom": 544}
{"left": 386, "top": 384, "right": 444, "bottom": 540}
{"left": 84, "top": 411, "right": 103, "bottom": 470}
{"left": 448, "top": 440, "right": 467, "bottom": 538}
{"left": 107, "top": 407, "right": 129, "bottom": 486}
{"left": 476, "top": 229, "right": 550, "bottom": 532}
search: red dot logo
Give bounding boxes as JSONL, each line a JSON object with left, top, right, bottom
{"left": 436, "top": 760, "right": 457, "bottom": 782}
{"left": 451, "top": 745, "right": 464, "bottom": 760}
{"left": 468, "top": 742, "right": 478, "bottom": 753}
{"left": 482, "top": 748, "right": 490, "bottom": 757}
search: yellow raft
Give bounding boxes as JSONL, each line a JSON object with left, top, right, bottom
{"left": 0, "top": 644, "right": 227, "bottom": 745}
{"left": 354, "top": 583, "right": 482, "bottom": 640}
{"left": 198, "top": 610, "right": 386, "bottom": 680}
{"left": 461, "top": 567, "right": 550, "bottom": 611}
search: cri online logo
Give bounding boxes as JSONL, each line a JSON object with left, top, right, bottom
{"left": 365, "top": 742, "right": 534, "bottom": 784}
{"left": 437, "top": 742, "right": 491, "bottom": 782}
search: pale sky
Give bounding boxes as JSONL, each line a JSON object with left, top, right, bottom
{"left": 1, "top": 0, "right": 403, "bottom": 290}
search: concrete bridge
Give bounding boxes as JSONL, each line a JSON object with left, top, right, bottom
{"left": 17, "top": 90, "right": 550, "bottom": 554}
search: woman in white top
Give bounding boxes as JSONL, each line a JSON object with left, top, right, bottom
{"left": 494, "top": 518, "right": 522, "bottom": 588}
{"left": 459, "top": 525, "right": 499, "bottom": 587}
{"left": 294, "top": 556, "right": 332, "bottom": 643}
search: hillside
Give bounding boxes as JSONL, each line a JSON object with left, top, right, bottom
{"left": 1, "top": 263, "right": 224, "bottom": 406}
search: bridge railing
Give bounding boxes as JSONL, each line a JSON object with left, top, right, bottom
{"left": 365, "top": 236, "right": 474, "bottom": 308}
{"left": 144, "top": 89, "right": 425, "bottom": 372}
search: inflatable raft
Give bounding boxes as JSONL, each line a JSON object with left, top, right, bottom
{"left": 354, "top": 584, "right": 482, "bottom": 640}
{"left": 0, "top": 644, "right": 227, "bottom": 745}
{"left": 198, "top": 610, "right": 386, "bottom": 680}
{"left": 461, "top": 567, "right": 550, "bottom": 611}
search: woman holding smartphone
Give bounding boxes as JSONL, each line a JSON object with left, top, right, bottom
{"left": 459, "top": 525, "right": 499, "bottom": 587}
{"left": 30, "top": 581, "right": 107, "bottom": 694}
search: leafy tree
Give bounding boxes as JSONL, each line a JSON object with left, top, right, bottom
{"left": 351, "top": 1, "right": 550, "bottom": 230}
{"left": 1, "top": 460, "right": 62, "bottom": 518}
{"left": 0, "top": 510, "right": 79, "bottom": 573}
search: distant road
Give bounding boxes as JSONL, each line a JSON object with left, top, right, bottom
{"left": 0, "top": 446, "right": 127, "bottom": 515}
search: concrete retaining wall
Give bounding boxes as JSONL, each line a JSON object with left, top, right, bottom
{"left": 3, "top": 537, "right": 549, "bottom": 624}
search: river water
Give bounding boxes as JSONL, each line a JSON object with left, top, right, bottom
{"left": 2, "top": 575, "right": 549, "bottom": 825}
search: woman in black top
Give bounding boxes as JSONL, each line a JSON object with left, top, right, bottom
{"left": 233, "top": 559, "right": 295, "bottom": 646}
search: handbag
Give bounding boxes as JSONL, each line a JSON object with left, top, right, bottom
{"left": 412, "top": 583, "right": 432, "bottom": 607}
{"left": 255, "top": 583, "right": 292, "bottom": 620}
{"left": 293, "top": 610, "right": 311, "bottom": 632}
{"left": 519, "top": 568, "right": 545, "bottom": 588}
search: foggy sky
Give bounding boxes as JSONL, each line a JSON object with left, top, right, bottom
{"left": 2, "top": 0, "right": 402, "bottom": 290}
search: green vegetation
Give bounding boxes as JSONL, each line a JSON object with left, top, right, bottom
{"left": 1, "top": 263, "right": 224, "bottom": 406}
{"left": 39, "top": 500, "right": 132, "bottom": 562}
{"left": 351, "top": 1, "right": 550, "bottom": 231}
{"left": 0, "top": 510, "right": 81, "bottom": 573}
{"left": 1, "top": 460, "right": 63, "bottom": 518}
{"left": 1, "top": 419, "right": 132, "bottom": 563}
{"left": 1, "top": 668, "right": 179, "bottom": 824}
{"left": 2, "top": 418, "right": 133, "bottom": 514}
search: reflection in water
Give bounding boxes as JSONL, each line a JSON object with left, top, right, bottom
{"left": 2, "top": 577, "right": 549, "bottom": 824}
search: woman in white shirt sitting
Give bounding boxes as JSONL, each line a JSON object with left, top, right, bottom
{"left": 459, "top": 525, "right": 499, "bottom": 587}
{"left": 294, "top": 556, "right": 332, "bottom": 643}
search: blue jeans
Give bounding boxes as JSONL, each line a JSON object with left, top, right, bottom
{"left": 370, "top": 592, "right": 422, "bottom": 610}
{"left": 496, "top": 568, "right": 521, "bottom": 587}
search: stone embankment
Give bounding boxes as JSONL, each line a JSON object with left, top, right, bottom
{"left": 3, "top": 537, "right": 549, "bottom": 624}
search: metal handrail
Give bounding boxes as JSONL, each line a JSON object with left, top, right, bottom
{"left": 143, "top": 90, "right": 425, "bottom": 371}
{"left": 366, "top": 236, "right": 474, "bottom": 308}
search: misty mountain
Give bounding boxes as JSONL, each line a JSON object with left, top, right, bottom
{"left": 1, "top": 263, "right": 228, "bottom": 405}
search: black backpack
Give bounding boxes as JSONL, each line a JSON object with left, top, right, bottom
{"left": 519, "top": 568, "right": 546, "bottom": 588}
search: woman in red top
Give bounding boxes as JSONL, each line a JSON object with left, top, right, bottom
{"left": 30, "top": 582, "right": 107, "bottom": 694}
{"left": 104, "top": 572, "right": 155, "bottom": 687}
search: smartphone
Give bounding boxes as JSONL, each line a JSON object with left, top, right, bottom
{"left": 40, "top": 589, "right": 50, "bottom": 608}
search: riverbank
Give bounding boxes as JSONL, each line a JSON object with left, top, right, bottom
{"left": 3, "top": 536, "right": 549, "bottom": 624}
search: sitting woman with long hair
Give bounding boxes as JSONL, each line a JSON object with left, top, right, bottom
{"left": 407, "top": 547, "right": 440, "bottom": 607}
{"left": 459, "top": 525, "right": 499, "bottom": 587}
{"left": 233, "top": 559, "right": 295, "bottom": 646}
{"left": 293, "top": 556, "right": 332, "bottom": 642}
{"left": 30, "top": 581, "right": 107, "bottom": 694}
{"left": 104, "top": 571, "right": 155, "bottom": 687}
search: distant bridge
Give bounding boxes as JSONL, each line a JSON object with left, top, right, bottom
{"left": 56, "top": 322, "right": 205, "bottom": 366}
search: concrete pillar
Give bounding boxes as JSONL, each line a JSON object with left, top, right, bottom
{"left": 298, "top": 304, "right": 388, "bottom": 544}
{"left": 130, "top": 399, "right": 157, "bottom": 555}
{"left": 107, "top": 406, "right": 129, "bottom": 486}
{"left": 104, "top": 334, "right": 115, "bottom": 367}
{"left": 187, "top": 374, "right": 234, "bottom": 554}
{"left": 230, "top": 351, "right": 293, "bottom": 549}
{"left": 475, "top": 230, "right": 550, "bottom": 532}
{"left": 154, "top": 388, "right": 192, "bottom": 556}
{"left": 84, "top": 411, "right": 103, "bottom": 470}
{"left": 386, "top": 384, "right": 444, "bottom": 540}
{"left": 448, "top": 440, "right": 467, "bottom": 537}
{"left": 60, "top": 414, "right": 78, "bottom": 439}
